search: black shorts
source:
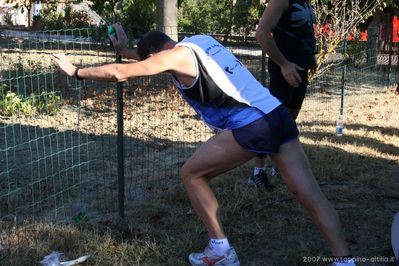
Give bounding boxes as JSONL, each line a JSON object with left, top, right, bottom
{"left": 232, "top": 105, "right": 299, "bottom": 155}
{"left": 268, "top": 60, "right": 309, "bottom": 110}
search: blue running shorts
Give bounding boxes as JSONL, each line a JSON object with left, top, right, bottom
{"left": 231, "top": 104, "right": 299, "bottom": 155}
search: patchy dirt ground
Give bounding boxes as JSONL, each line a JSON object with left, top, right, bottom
{"left": 1, "top": 81, "right": 398, "bottom": 265}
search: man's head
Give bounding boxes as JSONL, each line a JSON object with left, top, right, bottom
{"left": 137, "top": 31, "right": 172, "bottom": 60}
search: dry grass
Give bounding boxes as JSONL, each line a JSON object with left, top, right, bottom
{"left": 1, "top": 88, "right": 398, "bottom": 266}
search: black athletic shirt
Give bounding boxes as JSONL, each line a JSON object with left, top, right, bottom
{"left": 272, "top": 0, "right": 316, "bottom": 69}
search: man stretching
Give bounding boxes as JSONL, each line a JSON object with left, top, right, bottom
{"left": 51, "top": 26, "right": 355, "bottom": 266}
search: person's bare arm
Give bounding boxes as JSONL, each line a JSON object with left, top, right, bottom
{"left": 109, "top": 23, "right": 140, "bottom": 60}
{"left": 50, "top": 46, "right": 194, "bottom": 83}
{"left": 255, "top": 0, "right": 303, "bottom": 87}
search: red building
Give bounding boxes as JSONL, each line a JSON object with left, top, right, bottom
{"left": 362, "top": 10, "right": 399, "bottom": 43}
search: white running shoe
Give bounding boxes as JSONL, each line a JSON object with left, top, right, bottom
{"left": 189, "top": 246, "right": 240, "bottom": 266}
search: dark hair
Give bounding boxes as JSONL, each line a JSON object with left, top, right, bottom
{"left": 136, "top": 31, "right": 172, "bottom": 60}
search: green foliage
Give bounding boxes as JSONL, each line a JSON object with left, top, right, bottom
{"left": 179, "top": 0, "right": 232, "bottom": 34}
{"left": 89, "top": 0, "right": 120, "bottom": 22}
{"left": 0, "top": 89, "right": 61, "bottom": 116}
{"left": 178, "top": 0, "right": 263, "bottom": 36}
{"left": 310, "top": 0, "right": 386, "bottom": 80}
{"left": 346, "top": 41, "right": 368, "bottom": 67}
{"left": 6, "top": 0, "right": 34, "bottom": 27}
{"left": 39, "top": 1, "right": 91, "bottom": 30}
{"left": 0, "top": 92, "right": 21, "bottom": 116}
{"left": 233, "top": 0, "right": 265, "bottom": 35}
{"left": 88, "top": 0, "right": 263, "bottom": 37}
{"left": 379, "top": 0, "right": 398, "bottom": 8}
{"left": 310, "top": 0, "right": 397, "bottom": 8}
{"left": 89, "top": 0, "right": 157, "bottom": 34}
{"left": 0, "top": 84, "right": 6, "bottom": 96}
{"left": 119, "top": 0, "right": 157, "bottom": 35}
{"left": 5, "top": 0, "right": 33, "bottom": 9}
{"left": 72, "top": 207, "right": 90, "bottom": 224}
{"left": 43, "top": 0, "right": 58, "bottom": 13}
{"left": 3, "top": 12, "right": 13, "bottom": 26}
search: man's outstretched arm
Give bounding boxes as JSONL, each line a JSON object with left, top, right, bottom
{"left": 50, "top": 46, "right": 191, "bottom": 82}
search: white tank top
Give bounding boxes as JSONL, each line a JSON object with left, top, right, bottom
{"left": 174, "top": 35, "right": 281, "bottom": 130}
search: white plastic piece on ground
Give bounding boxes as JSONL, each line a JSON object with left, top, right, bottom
{"left": 392, "top": 212, "right": 399, "bottom": 261}
{"left": 40, "top": 251, "right": 63, "bottom": 266}
{"left": 40, "top": 251, "right": 90, "bottom": 266}
{"left": 61, "top": 255, "right": 91, "bottom": 266}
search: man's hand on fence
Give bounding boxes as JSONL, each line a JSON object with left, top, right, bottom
{"left": 50, "top": 53, "right": 77, "bottom": 77}
{"left": 110, "top": 23, "right": 129, "bottom": 56}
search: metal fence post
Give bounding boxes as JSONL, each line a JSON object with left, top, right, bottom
{"left": 387, "top": 24, "right": 393, "bottom": 88}
{"left": 116, "top": 54, "right": 125, "bottom": 220}
{"left": 340, "top": 37, "right": 348, "bottom": 115}
{"left": 261, "top": 51, "right": 267, "bottom": 86}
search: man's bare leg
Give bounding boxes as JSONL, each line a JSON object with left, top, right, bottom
{"left": 181, "top": 130, "right": 254, "bottom": 239}
{"left": 271, "top": 138, "right": 350, "bottom": 256}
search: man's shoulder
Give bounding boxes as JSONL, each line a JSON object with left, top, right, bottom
{"left": 177, "top": 35, "right": 220, "bottom": 55}
{"left": 180, "top": 34, "right": 214, "bottom": 43}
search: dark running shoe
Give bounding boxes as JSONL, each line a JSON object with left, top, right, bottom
{"left": 248, "top": 169, "right": 274, "bottom": 192}
{"left": 270, "top": 165, "right": 280, "bottom": 177}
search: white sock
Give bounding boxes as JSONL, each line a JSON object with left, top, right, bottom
{"left": 253, "top": 167, "right": 264, "bottom": 176}
{"left": 333, "top": 258, "right": 356, "bottom": 266}
{"left": 209, "top": 238, "right": 230, "bottom": 256}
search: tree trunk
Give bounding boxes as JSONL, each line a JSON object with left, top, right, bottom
{"left": 223, "top": 0, "right": 235, "bottom": 43}
{"left": 157, "top": 0, "right": 178, "bottom": 41}
{"left": 27, "top": 7, "right": 32, "bottom": 28}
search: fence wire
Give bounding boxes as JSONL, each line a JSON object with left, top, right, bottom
{"left": 0, "top": 28, "right": 117, "bottom": 225}
{"left": 301, "top": 40, "right": 396, "bottom": 124}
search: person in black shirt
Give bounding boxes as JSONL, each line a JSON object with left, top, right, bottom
{"left": 253, "top": 1, "right": 355, "bottom": 265}
{"left": 249, "top": 0, "right": 317, "bottom": 190}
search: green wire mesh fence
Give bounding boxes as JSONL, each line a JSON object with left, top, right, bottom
{"left": 0, "top": 28, "right": 118, "bottom": 225}
{"left": 300, "top": 39, "right": 396, "bottom": 125}
{"left": 0, "top": 27, "right": 395, "bottom": 261}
